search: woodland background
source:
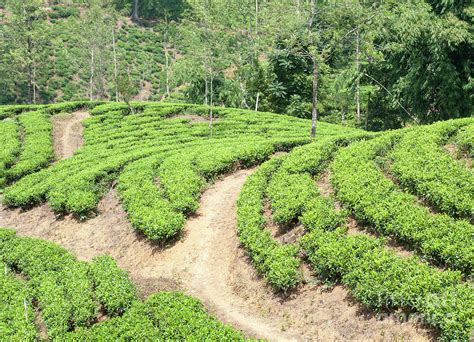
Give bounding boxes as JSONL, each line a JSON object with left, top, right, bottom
{"left": 0, "top": 0, "right": 472, "bottom": 130}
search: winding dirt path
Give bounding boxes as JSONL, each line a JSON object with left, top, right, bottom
{"left": 0, "top": 170, "right": 432, "bottom": 341}
{"left": 52, "top": 111, "right": 90, "bottom": 159}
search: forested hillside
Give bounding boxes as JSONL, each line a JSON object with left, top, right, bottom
{"left": 0, "top": 0, "right": 472, "bottom": 130}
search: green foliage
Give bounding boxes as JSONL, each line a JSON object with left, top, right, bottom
{"left": 267, "top": 171, "right": 319, "bottom": 226}
{"left": 117, "top": 72, "right": 138, "bottom": 109}
{"left": 454, "top": 122, "right": 474, "bottom": 157}
{"left": 49, "top": 5, "right": 80, "bottom": 19}
{"left": 89, "top": 255, "right": 138, "bottom": 316}
{"left": 0, "top": 119, "right": 21, "bottom": 188}
{"left": 389, "top": 119, "right": 474, "bottom": 219}
{"left": 301, "top": 229, "right": 473, "bottom": 341}
{"left": 65, "top": 292, "right": 246, "bottom": 340}
{"left": 2, "top": 102, "right": 357, "bottom": 240}
{"left": 5, "top": 111, "right": 53, "bottom": 182}
{"left": 0, "top": 230, "right": 96, "bottom": 338}
{"left": 0, "top": 264, "right": 37, "bottom": 340}
{"left": 117, "top": 156, "right": 186, "bottom": 241}
{"left": 301, "top": 196, "right": 347, "bottom": 232}
{"left": 368, "top": 1, "right": 473, "bottom": 126}
{"left": 1, "top": 1, "right": 472, "bottom": 131}
{"left": 144, "top": 292, "right": 246, "bottom": 340}
{"left": 0, "top": 228, "right": 247, "bottom": 340}
{"left": 237, "top": 157, "right": 301, "bottom": 291}
{"left": 331, "top": 131, "right": 474, "bottom": 273}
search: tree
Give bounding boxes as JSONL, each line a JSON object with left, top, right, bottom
{"left": 366, "top": 1, "right": 473, "bottom": 127}
{"left": 80, "top": 2, "right": 117, "bottom": 101}
{"left": 2, "top": 0, "right": 49, "bottom": 104}
{"left": 117, "top": 72, "right": 137, "bottom": 114}
{"left": 131, "top": 0, "right": 139, "bottom": 22}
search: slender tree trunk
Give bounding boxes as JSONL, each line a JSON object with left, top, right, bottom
{"left": 255, "top": 0, "right": 258, "bottom": 32}
{"left": 204, "top": 70, "right": 209, "bottom": 106}
{"left": 310, "top": 59, "right": 319, "bottom": 139}
{"left": 32, "top": 63, "right": 37, "bottom": 104}
{"left": 209, "top": 70, "right": 214, "bottom": 138}
{"left": 165, "top": 47, "right": 170, "bottom": 97}
{"left": 112, "top": 28, "right": 119, "bottom": 102}
{"left": 97, "top": 45, "right": 105, "bottom": 99}
{"left": 255, "top": 91, "right": 260, "bottom": 112}
{"left": 27, "top": 37, "right": 34, "bottom": 104}
{"left": 131, "top": 0, "right": 140, "bottom": 23}
{"left": 355, "top": 27, "right": 361, "bottom": 125}
{"left": 309, "top": 0, "right": 316, "bottom": 28}
{"left": 366, "top": 91, "right": 371, "bottom": 130}
{"left": 90, "top": 48, "right": 94, "bottom": 101}
{"left": 239, "top": 82, "right": 249, "bottom": 109}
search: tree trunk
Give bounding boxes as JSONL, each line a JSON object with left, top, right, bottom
{"left": 255, "top": 91, "right": 260, "bottom": 112}
{"left": 366, "top": 91, "right": 371, "bottom": 130}
{"left": 27, "top": 36, "right": 34, "bottom": 104}
{"left": 112, "top": 28, "right": 119, "bottom": 102}
{"left": 32, "top": 63, "right": 37, "bottom": 104}
{"left": 309, "top": 0, "right": 316, "bottom": 28}
{"left": 255, "top": 0, "right": 258, "bottom": 32}
{"left": 209, "top": 70, "right": 214, "bottom": 138}
{"left": 90, "top": 48, "right": 94, "bottom": 101}
{"left": 355, "top": 27, "right": 361, "bottom": 125}
{"left": 131, "top": 0, "right": 140, "bottom": 23}
{"left": 165, "top": 47, "right": 170, "bottom": 98}
{"left": 204, "top": 70, "right": 209, "bottom": 106}
{"left": 310, "top": 59, "right": 319, "bottom": 139}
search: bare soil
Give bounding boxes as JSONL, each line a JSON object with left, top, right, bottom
{"left": 134, "top": 80, "right": 152, "bottom": 101}
{"left": 443, "top": 144, "right": 472, "bottom": 169}
{"left": 52, "top": 111, "right": 90, "bottom": 159}
{"left": 170, "top": 114, "right": 215, "bottom": 123}
{"left": 263, "top": 200, "right": 304, "bottom": 245}
{"left": 0, "top": 169, "right": 432, "bottom": 341}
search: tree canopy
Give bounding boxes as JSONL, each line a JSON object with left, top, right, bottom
{"left": 0, "top": 0, "right": 472, "bottom": 130}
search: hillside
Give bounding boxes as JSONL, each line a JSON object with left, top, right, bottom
{"left": 0, "top": 101, "right": 472, "bottom": 340}
{"left": 0, "top": 1, "right": 473, "bottom": 340}
{"left": 1, "top": 1, "right": 472, "bottom": 130}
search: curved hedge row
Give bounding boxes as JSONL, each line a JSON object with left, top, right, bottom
{"left": 64, "top": 292, "right": 246, "bottom": 341}
{"left": 0, "top": 262, "right": 36, "bottom": 340}
{"left": 331, "top": 134, "right": 474, "bottom": 273}
{"left": 89, "top": 255, "right": 139, "bottom": 316}
{"left": 3, "top": 102, "right": 358, "bottom": 224}
{"left": 117, "top": 155, "right": 185, "bottom": 241}
{"left": 301, "top": 228, "right": 473, "bottom": 341}
{"left": 237, "top": 157, "right": 302, "bottom": 291}
{"left": 296, "top": 162, "right": 473, "bottom": 341}
{"left": 389, "top": 119, "right": 474, "bottom": 219}
{"left": 0, "top": 228, "right": 246, "bottom": 340}
{"left": 455, "top": 122, "right": 474, "bottom": 157}
{"left": 0, "top": 119, "right": 21, "bottom": 188}
{"left": 6, "top": 111, "right": 54, "bottom": 182}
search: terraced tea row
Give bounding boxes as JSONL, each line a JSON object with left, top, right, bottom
{"left": 2, "top": 102, "right": 358, "bottom": 242}
{"left": 0, "top": 228, "right": 246, "bottom": 340}
{"left": 389, "top": 119, "right": 474, "bottom": 219}
{"left": 332, "top": 133, "right": 473, "bottom": 273}
{"left": 1, "top": 102, "right": 472, "bottom": 340}
{"left": 236, "top": 119, "right": 473, "bottom": 340}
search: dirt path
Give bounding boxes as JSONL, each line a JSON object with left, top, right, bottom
{"left": 0, "top": 170, "right": 432, "bottom": 341}
{"left": 52, "top": 111, "right": 90, "bottom": 159}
